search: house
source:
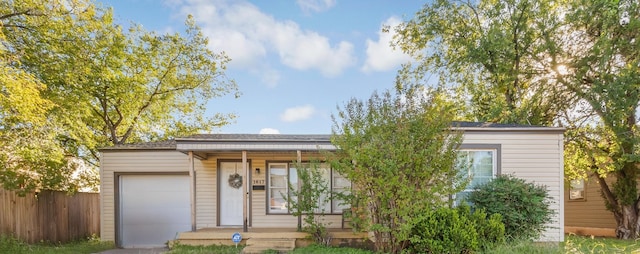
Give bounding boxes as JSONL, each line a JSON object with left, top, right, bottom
{"left": 565, "top": 175, "right": 618, "bottom": 237}
{"left": 99, "top": 122, "right": 565, "bottom": 248}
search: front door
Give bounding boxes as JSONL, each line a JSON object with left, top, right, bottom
{"left": 219, "top": 162, "right": 247, "bottom": 226}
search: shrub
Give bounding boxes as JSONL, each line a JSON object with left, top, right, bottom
{"left": 467, "top": 175, "right": 553, "bottom": 240}
{"left": 406, "top": 205, "right": 505, "bottom": 253}
{"left": 466, "top": 206, "right": 506, "bottom": 250}
{"left": 407, "top": 206, "right": 478, "bottom": 254}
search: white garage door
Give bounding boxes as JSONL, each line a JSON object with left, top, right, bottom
{"left": 119, "top": 175, "right": 191, "bottom": 248}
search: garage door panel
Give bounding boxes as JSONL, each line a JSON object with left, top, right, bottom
{"left": 119, "top": 175, "right": 190, "bottom": 248}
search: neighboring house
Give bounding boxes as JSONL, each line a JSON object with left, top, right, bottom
{"left": 99, "top": 122, "right": 565, "bottom": 248}
{"left": 565, "top": 176, "right": 618, "bottom": 237}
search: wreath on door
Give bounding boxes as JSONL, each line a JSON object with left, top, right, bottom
{"left": 228, "top": 173, "right": 243, "bottom": 189}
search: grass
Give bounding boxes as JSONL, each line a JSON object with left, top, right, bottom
{"left": 0, "top": 234, "right": 114, "bottom": 254}
{"left": 167, "top": 234, "right": 640, "bottom": 254}
{"left": 563, "top": 234, "right": 640, "bottom": 253}
{"left": 167, "top": 243, "right": 244, "bottom": 254}
{"left": 3, "top": 233, "right": 638, "bottom": 254}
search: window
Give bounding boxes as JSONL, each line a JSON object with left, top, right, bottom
{"left": 332, "top": 172, "right": 351, "bottom": 212}
{"left": 569, "top": 179, "right": 585, "bottom": 200}
{"left": 268, "top": 163, "right": 290, "bottom": 213}
{"left": 455, "top": 148, "right": 499, "bottom": 204}
{"left": 267, "top": 162, "right": 350, "bottom": 214}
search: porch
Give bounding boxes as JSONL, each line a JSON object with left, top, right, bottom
{"left": 174, "top": 227, "right": 372, "bottom": 251}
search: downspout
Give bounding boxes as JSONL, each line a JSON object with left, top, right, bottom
{"left": 189, "top": 151, "right": 196, "bottom": 231}
{"left": 243, "top": 150, "right": 248, "bottom": 232}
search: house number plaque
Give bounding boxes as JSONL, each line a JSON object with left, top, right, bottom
{"left": 252, "top": 179, "right": 265, "bottom": 190}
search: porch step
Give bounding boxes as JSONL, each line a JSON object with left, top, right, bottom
{"left": 241, "top": 238, "right": 296, "bottom": 254}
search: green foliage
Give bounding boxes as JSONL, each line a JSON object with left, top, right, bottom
{"left": 407, "top": 205, "right": 505, "bottom": 254}
{"left": 168, "top": 243, "right": 244, "bottom": 254}
{"left": 0, "top": 234, "right": 114, "bottom": 254}
{"left": 396, "top": 0, "right": 640, "bottom": 239}
{"left": 290, "top": 244, "right": 374, "bottom": 254}
{"left": 286, "top": 161, "right": 332, "bottom": 246}
{"left": 467, "top": 175, "right": 552, "bottom": 240}
{"left": 394, "top": 0, "right": 570, "bottom": 126}
{"left": 0, "top": 0, "right": 238, "bottom": 193}
{"left": 331, "top": 84, "right": 467, "bottom": 253}
{"left": 408, "top": 206, "right": 479, "bottom": 254}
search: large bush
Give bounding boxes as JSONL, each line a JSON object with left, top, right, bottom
{"left": 467, "top": 175, "right": 553, "bottom": 240}
{"left": 407, "top": 205, "right": 505, "bottom": 253}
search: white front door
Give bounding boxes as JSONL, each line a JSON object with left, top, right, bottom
{"left": 219, "top": 162, "right": 247, "bottom": 226}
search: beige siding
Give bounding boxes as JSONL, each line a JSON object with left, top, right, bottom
{"left": 463, "top": 132, "right": 564, "bottom": 242}
{"left": 565, "top": 176, "right": 617, "bottom": 229}
{"left": 202, "top": 152, "right": 345, "bottom": 229}
{"left": 100, "top": 150, "right": 189, "bottom": 242}
{"left": 101, "top": 131, "right": 564, "bottom": 242}
{"left": 195, "top": 159, "right": 217, "bottom": 228}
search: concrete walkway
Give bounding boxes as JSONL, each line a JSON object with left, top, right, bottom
{"left": 94, "top": 247, "right": 168, "bottom": 254}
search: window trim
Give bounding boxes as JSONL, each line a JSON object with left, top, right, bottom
{"left": 454, "top": 144, "right": 501, "bottom": 205}
{"left": 265, "top": 161, "right": 350, "bottom": 215}
{"left": 458, "top": 144, "right": 502, "bottom": 176}
{"left": 568, "top": 178, "right": 586, "bottom": 201}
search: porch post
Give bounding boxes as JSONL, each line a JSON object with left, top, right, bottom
{"left": 188, "top": 151, "right": 196, "bottom": 231}
{"left": 296, "top": 150, "right": 302, "bottom": 231}
{"left": 242, "top": 150, "right": 248, "bottom": 232}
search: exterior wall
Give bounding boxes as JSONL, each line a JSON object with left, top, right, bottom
{"left": 100, "top": 150, "right": 189, "bottom": 242}
{"left": 101, "top": 130, "right": 564, "bottom": 242}
{"left": 195, "top": 158, "right": 217, "bottom": 229}
{"left": 565, "top": 175, "right": 617, "bottom": 229}
{"left": 462, "top": 131, "right": 564, "bottom": 242}
{"left": 207, "top": 152, "right": 343, "bottom": 229}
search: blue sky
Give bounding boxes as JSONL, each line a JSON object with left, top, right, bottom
{"left": 98, "top": 0, "right": 425, "bottom": 134}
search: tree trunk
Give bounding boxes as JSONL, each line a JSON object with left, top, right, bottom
{"left": 616, "top": 204, "right": 639, "bottom": 239}
{"left": 597, "top": 174, "right": 640, "bottom": 239}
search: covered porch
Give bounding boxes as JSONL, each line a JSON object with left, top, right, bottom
{"left": 177, "top": 134, "right": 350, "bottom": 233}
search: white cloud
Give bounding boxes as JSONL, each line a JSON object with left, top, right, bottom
{"left": 174, "top": 0, "right": 356, "bottom": 77}
{"left": 280, "top": 105, "right": 315, "bottom": 122}
{"left": 361, "top": 16, "right": 413, "bottom": 73}
{"left": 259, "top": 128, "right": 280, "bottom": 134}
{"left": 260, "top": 69, "right": 281, "bottom": 88}
{"left": 296, "top": 0, "right": 336, "bottom": 13}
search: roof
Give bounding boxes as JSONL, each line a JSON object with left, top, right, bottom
{"left": 451, "top": 121, "right": 565, "bottom": 132}
{"left": 100, "top": 139, "right": 177, "bottom": 150}
{"left": 176, "top": 134, "right": 331, "bottom": 142}
{"left": 100, "top": 122, "right": 564, "bottom": 151}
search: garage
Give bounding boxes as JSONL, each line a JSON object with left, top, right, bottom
{"left": 118, "top": 174, "right": 191, "bottom": 248}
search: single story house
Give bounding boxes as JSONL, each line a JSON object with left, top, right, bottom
{"left": 99, "top": 122, "right": 565, "bottom": 248}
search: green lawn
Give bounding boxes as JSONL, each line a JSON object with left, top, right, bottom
{"left": 167, "top": 234, "right": 640, "bottom": 254}
{"left": 0, "top": 235, "right": 114, "bottom": 254}
{"left": 2, "top": 234, "right": 638, "bottom": 254}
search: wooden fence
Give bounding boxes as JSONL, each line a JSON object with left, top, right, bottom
{"left": 0, "top": 189, "right": 100, "bottom": 243}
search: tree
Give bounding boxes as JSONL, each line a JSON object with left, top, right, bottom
{"left": 394, "top": 0, "right": 572, "bottom": 126}
{"left": 0, "top": 0, "right": 98, "bottom": 194}
{"left": 395, "top": 0, "right": 640, "bottom": 239}
{"left": 0, "top": 0, "right": 238, "bottom": 193}
{"left": 554, "top": 0, "right": 640, "bottom": 239}
{"left": 330, "top": 84, "right": 467, "bottom": 253}
{"left": 285, "top": 161, "right": 332, "bottom": 246}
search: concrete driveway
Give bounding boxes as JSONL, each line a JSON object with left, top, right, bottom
{"left": 95, "top": 248, "right": 169, "bottom": 254}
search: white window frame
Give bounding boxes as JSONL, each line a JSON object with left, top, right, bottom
{"left": 266, "top": 162, "right": 350, "bottom": 214}
{"left": 455, "top": 144, "right": 501, "bottom": 205}
{"left": 569, "top": 179, "right": 586, "bottom": 201}
{"left": 267, "top": 163, "right": 290, "bottom": 214}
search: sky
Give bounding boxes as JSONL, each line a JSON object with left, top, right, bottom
{"left": 98, "top": 0, "right": 426, "bottom": 134}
